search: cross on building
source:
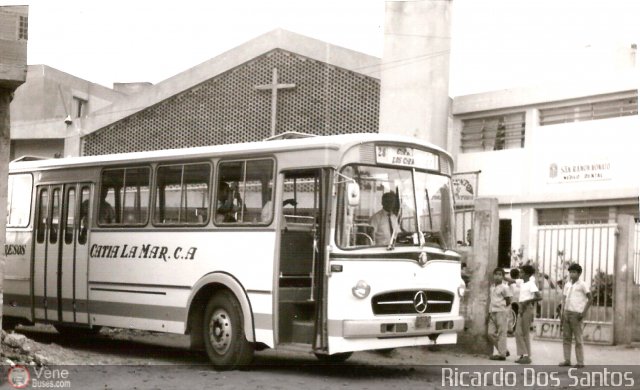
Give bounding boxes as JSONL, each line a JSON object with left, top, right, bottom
{"left": 255, "top": 67, "right": 296, "bottom": 136}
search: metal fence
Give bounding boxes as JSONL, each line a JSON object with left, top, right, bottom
{"left": 455, "top": 207, "right": 474, "bottom": 247}
{"left": 533, "top": 223, "right": 617, "bottom": 344}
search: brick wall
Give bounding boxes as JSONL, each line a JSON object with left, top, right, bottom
{"left": 83, "top": 49, "right": 380, "bottom": 155}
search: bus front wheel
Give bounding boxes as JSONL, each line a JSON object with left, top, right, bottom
{"left": 203, "top": 290, "right": 254, "bottom": 370}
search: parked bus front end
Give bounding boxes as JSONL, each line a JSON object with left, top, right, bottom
{"left": 325, "top": 141, "right": 465, "bottom": 354}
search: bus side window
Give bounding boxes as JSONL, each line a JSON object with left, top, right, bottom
{"left": 216, "top": 159, "right": 274, "bottom": 224}
{"left": 49, "top": 188, "right": 60, "bottom": 244}
{"left": 7, "top": 174, "right": 33, "bottom": 228}
{"left": 154, "top": 163, "right": 210, "bottom": 225}
{"left": 100, "top": 167, "right": 150, "bottom": 226}
{"left": 36, "top": 189, "right": 48, "bottom": 244}
{"left": 64, "top": 187, "right": 76, "bottom": 245}
{"left": 78, "top": 187, "right": 90, "bottom": 245}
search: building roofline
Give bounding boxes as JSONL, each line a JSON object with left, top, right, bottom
{"left": 452, "top": 71, "right": 639, "bottom": 116}
{"left": 79, "top": 29, "right": 381, "bottom": 138}
{"left": 25, "top": 64, "right": 125, "bottom": 99}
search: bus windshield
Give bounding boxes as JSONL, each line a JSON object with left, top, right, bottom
{"left": 336, "top": 164, "right": 455, "bottom": 250}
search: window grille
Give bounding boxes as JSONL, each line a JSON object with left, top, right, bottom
{"left": 539, "top": 95, "right": 638, "bottom": 126}
{"left": 18, "top": 16, "right": 28, "bottom": 40}
{"left": 461, "top": 113, "right": 525, "bottom": 152}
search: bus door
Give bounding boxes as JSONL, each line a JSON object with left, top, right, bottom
{"left": 33, "top": 183, "right": 92, "bottom": 323}
{"left": 276, "top": 169, "right": 330, "bottom": 348}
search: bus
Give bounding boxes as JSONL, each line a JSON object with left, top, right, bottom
{"left": 3, "top": 133, "right": 465, "bottom": 369}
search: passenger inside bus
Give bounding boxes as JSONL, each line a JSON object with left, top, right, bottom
{"left": 99, "top": 189, "right": 115, "bottom": 224}
{"left": 216, "top": 182, "right": 242, "bottom": 223}
{"left": 369, "top": 192, "right": 400, "bottom": 246}
{"left": 260, "top": 189, "right": 297, "bottom": 224}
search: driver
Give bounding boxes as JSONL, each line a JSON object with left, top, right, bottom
{"left": 369, "top": 192, "right": 400, "bottom": 246}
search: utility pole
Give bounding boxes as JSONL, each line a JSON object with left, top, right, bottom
{"left": 0, "top": 5, "right": 28, "bottom": 328}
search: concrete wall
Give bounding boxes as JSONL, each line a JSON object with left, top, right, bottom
{"left": 0, "top": 6, "right": 27, "bottom": 89}
{"left": 8, "top": 65, "right": 125, "bottom": 158}
{"left": 456, "top": 112, "right": 640, "bottom": 205}
{"left": 11, "top": 65, "right": 124, "bottom": 123}
{"left": 454, "top": 84, "right": 639, "bottom": 259}
{"left": 10, "top": 139, "right": 64, "bottom": 160}
{"left": 379, "top": 0, "right": 452, "bottom": 151}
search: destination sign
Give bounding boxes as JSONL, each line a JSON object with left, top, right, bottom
{"left": 376, "top": 146, "right": 439, "bottom": 170}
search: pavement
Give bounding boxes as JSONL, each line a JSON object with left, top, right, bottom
{"left": 401, "top": 335, "right": 640, "bottom": 367}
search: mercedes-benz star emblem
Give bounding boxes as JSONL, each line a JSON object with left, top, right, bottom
{"left": 413, "top": 291, "right": 427, "bottom": 314}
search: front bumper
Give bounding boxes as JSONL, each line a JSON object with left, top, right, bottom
{"left": 339, "top": 314, "right": 464, "bottom": 339}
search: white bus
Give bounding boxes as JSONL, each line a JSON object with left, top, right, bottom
{"left": 4, "top": 133, "right": 465, "bottom": 369}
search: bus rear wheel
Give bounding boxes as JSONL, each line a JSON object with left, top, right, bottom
{"left": 203, "top": 291, "right": 253, "bottom": 370}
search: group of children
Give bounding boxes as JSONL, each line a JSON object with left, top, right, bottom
{"left": 487, "top": 263, "right": 591, "bottom": 368}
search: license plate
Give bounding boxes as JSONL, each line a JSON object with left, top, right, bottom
{"left": 415, "top": 315, "right": 431, "bottom": 329}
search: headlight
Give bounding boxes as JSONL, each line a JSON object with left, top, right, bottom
{"left": 457, "top": 284, "right": 466, "bottom": 297}
{"left": 352, "top": 280, "right": 371, "bottom": 299}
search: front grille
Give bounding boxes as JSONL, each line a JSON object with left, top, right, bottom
{"left": 371, "top": 290, "right": 454, "bottom": 315}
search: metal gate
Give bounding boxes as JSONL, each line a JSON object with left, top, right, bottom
{"left": 455, "top": 207, "right": 474, "bottom": 247}
{"left": 533, "top": 223, "right": 617, "bottom": 345}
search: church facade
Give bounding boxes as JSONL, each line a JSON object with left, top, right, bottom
{"left": 77, "top": 29, "right": 381, "bottom": 156}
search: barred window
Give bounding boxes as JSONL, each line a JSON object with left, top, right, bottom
{"left": 574, "top": 207, "right": 610, "bottom": 224}
{"left": 19, "top": 16, "right": 28, "bottom": 40}
{"left": 461, "top": 113, "right": 525, "bottom": 152}
{"left": 538, "top": 206, "right": 612, "bottom": 225}
{"left": 538, "top": 208, "right": 570, "bottom": 226}
{"left": 540, "top": 95, "right": 638, "bottom": 126}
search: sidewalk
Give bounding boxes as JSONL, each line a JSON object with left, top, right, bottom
{"left": 391, "top": 336, "right": 640, "bottom": 366}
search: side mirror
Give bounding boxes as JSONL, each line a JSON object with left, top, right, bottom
{"left": 346, "top": 182, "right": 360, "bottom": 207}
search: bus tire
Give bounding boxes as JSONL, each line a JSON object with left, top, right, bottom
{"left": 203, "top": 290, "right": 254, "bottom": 370}
{"left": 314, "top": 352, "right": 353, "bottom": 364}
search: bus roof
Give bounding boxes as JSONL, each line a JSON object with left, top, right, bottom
{"left": 9, "top": 133, "right": 452, "bottom": 171}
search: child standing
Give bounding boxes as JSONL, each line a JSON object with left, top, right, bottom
{"left": 559, "top": 263, "right": 591, "bottom": 368}
{"left": 488, "top": 267, "right": 512, "bottom": 360}
{"left": 515, "top": 264, "right": 541, "bottom": 364}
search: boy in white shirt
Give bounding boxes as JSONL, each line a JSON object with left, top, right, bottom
{"left": 559, "top": 263, "right": 591, "bottom": 368}
{"left": 515, "top": 265, "right": 541, "bottom": 364}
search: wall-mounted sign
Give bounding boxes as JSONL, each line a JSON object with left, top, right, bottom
{"left": 452, "top": 171, "right": 479, "bottom": 207}
{"left": 375, "top": 145, "right": 439, "bottom": 171}
{"left": 548, "top": 160, "right": 612, "bottom": 184}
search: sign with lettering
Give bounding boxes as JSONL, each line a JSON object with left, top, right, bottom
{"left": 376, "top": 146, "right": 439, "bottom": 171}
{"left": 534, "top": 318, "right": 613, "bottom": 345}
{"left": 547, "top": 160, "right": 612, "bottom": 184}
{"left": 4, "top": 244, "right": 26, "bottom": 256}
{"left": 89, "top": 243, "right": 198, "bottom": 262}
{"left": 452, "top": 171, "right": 479, "bottom": 207}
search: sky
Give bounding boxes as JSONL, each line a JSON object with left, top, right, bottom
{"left": 4, "top": 0, "right": 640, "bottom": 96}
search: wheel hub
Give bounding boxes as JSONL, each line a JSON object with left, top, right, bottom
{"left": 209, "top": 308, "right": 232, "bottom": 355}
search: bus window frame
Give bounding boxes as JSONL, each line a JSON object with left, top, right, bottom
{"left": 334, "top": 162, "right": 455, "bottom": 251}
{"left": 7, "top": 173, "right": 34, "bottom": 228}
{"left": 97, "top": 165, "right": 153, "bottom": 228}
{"left": 213, "top": 156, "right": 277, "bottom": 227}
{"left": 152, "top": 160, "right": 213, "bottom": 227}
